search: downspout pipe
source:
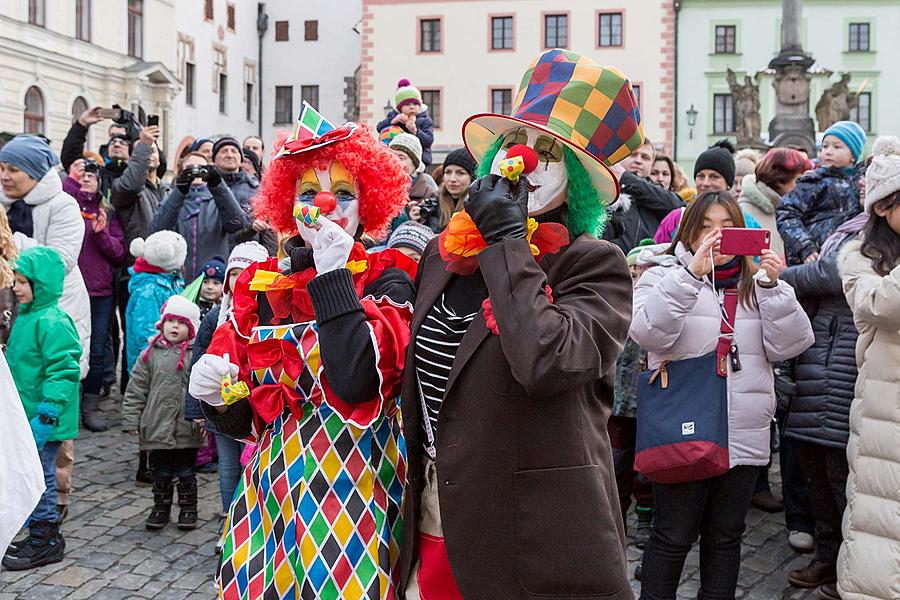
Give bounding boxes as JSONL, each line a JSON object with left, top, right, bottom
{"left": 673, "top": 0, "right": 681, "bottom": 160}
{"left": 257, "top": 4, "right": 268, "bottom": 138}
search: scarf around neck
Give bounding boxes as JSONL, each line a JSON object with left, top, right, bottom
{"left": 713, "top": 256, "right": 742, "bottom": 290}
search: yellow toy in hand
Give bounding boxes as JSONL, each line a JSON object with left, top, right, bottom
{"left": 498, "top": 155, "right": 525, "bottom": 182}
{"left": 221, "top": 374, "right": 250, "bottom": 405}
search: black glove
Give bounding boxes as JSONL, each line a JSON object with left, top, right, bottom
{"left": 464, "top": 174, "right": 529, "bottom": 245}
{"left": 205, "top": 166, "right": 222, "bottom": 188}
{"left": 175, "top": 168, "right": 194, "bottom": 194}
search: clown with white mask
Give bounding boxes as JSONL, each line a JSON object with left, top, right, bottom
{"left": 399, "top": 50, "right": 645, "bottom": 599}
{"left": 188, "top": 104, "right": 417, "bottom": 599}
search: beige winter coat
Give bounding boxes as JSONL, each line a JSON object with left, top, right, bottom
{"left": 836, "top": 239, "right": 900, "bottom": 600}
{"left": 738, "top": 174, "right": 786, "bottom": 259}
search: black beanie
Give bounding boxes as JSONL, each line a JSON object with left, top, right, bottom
{"left": 693, "top": 141, "right": 736, "bottom": 187}
{"left": 242, "top": 148, "right": 262, "bottom": 178}
{"left": 212, "top": 136, "right": 242, "bottom": 160}
{"left": 443, "top": 147, "right": 477, "bottom": 178}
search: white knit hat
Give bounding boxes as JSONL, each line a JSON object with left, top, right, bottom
{"left": 225, "top": 241, "right": 269, "bottom": 292}
{"left": 865, "top": 136, "right": 900, "bottom": 213}
{"left": 157, "top": 294, "right": 201, "bottom": 338}
{"left": 389, "top": 133, "right": 424, "bottom": 173}
{"left": 130, "top": 230, "right": 187, "bottom": 272}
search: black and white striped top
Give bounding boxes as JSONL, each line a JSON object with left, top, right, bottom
{"left": 415, "top": 292, "right": 477, "bottom": 458}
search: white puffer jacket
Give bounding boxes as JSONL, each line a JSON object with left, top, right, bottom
{"left": 837, "top": 239, "right": 900, "bottom": 600}
{"left": 630, "top": 243, "right": 814, "bottom": 467}
{"left": 0, "top": 170, "right": 90, "bottom": 378}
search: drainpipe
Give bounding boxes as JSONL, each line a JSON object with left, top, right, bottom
{"left": 673, "top": 0, "right": 681, "bottom": 160}
{"left": 257, "top": 3, "right": 268, "bottom": 138}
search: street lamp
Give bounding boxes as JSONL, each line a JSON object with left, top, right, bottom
{"left": 686, "top": 104, "right": 698, "bottom": 140}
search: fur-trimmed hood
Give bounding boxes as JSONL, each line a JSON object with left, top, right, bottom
{"left": 739, "top": 174, "right": 781, "bottom": 215}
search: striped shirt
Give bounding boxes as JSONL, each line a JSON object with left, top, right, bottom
{"left": 415, "top": 292, "right": 477, "bottom": 458}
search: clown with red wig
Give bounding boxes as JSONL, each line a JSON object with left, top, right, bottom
{"left": 189, "top": 104, "right": 416, "bottom": 600}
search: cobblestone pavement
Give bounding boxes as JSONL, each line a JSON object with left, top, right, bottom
{"left": 2, "top": 396, "right": 820, "bottom": 599}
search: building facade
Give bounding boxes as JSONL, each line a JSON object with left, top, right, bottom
{"left": 260, "top": 0, "right": 362, "bottom": 148}
{"left": 0, "top": 0, "right": 180, "bottom": 157}
{"left": 675, "top": 0, "right": 900, "bottom": 170}
{"left": 361, "top": 0, "right": 676, "bottom": 162}
{"left": 171, "top": 0, "right": 261, "bottom": 158}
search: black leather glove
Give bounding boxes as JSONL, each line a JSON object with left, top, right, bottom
{"left": 464, "top": 174, "right": 529, "bottom": 245}
{"left": 175, "top": 168, "right": 194, "bottom": 194}
{"left": 205, "top": 165, "right": 222, "bottom": 188}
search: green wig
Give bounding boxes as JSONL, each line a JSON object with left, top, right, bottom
{"left": 477, "top": 141, "right": 611, "bottom": 238}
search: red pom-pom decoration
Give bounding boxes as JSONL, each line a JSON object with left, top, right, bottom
{"left": 313, "top": 191, "right": 337, "bottom": 214}
{"left": 505, "top": 144, "right": 538, "bottom": 174}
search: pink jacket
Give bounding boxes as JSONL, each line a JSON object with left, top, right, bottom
{"left": 630, "top": 243, "right": 814, "bottom": 467}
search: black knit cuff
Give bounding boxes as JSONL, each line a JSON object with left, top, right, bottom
{"left": 201, "top": 399, "right": 253, "bottom": 439}
{"left": 307, "top": 268, "right": 364, "bottom": 323}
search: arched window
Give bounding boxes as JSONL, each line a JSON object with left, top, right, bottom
{"left": 23, "top": 86, "right": 45, "bottom": 135}
{"left": 72, "top": 96, "right": 89, "bottom": 123}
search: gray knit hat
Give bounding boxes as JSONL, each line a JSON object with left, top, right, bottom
{"left": 389, "top": 133, "right": 424, "bottom": 173}
{"left": 387, "top": 221, "right": 435, "bottom": 255}
{"left": 865, "top": 135, "right": 900, "bottom": 213}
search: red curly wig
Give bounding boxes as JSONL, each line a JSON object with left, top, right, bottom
{"left": 254, "top": 124, "right": 410, "bottom": 239}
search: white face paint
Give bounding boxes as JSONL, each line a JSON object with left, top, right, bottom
{"left": 489, "top": 127, "right": 568, "bottom": 216}
{"left": 295, "top": 162, "right": 361, "bottom": 244}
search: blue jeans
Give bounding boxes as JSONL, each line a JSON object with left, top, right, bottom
{"left": 84, "top": 295, "right": 115, "bottom": 394}
{"left": 216, "top": 434, "right": 243, "bottom": 513}
{"left": 30, "top": 441, "right": 62, "bottom": 525}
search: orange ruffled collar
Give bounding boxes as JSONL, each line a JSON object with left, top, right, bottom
{"left": 438, "top": 210, "right": 570, "bottom": 275}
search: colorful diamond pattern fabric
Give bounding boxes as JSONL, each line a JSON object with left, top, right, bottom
{"left": 509, "top": 49, "right": 643, "bottom": 166}
{"left": 218, "top": 321, "right": 406, "bottom": 600}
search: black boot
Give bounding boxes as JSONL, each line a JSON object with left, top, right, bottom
{"left": 81, "top": 393, "right": 108, "bottom": 432}
{"left": 2, "top": 520, "right": 65, "bottom": 571}
{"left": 145, "top": 478, "right": 173, "bottom": 530}
{"left": 176, "top": 478, "right": 199, "bottom": 530}
{"left": 136, "top": 450, "right": 153, "bottom": 487}
{"left": 633, "top": 506, "right": 653, "bottom": 549}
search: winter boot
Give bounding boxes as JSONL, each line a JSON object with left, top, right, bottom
{"left": 633, "top": 506, "right": 653, "bottom": 549}
{"left": 1, "top": 520, "right": 65, "bottom": 571}
{"left": 81, "top": 393, "right": 108, "bottom": 432}
{"left": 136, "top": 450, "right": 153, "bottom": 487}
{"left": 145, "top": 478, "right": 174, "bottom": 530}
{"left": 176, "top": 478, "right": 199, "bottom": 530}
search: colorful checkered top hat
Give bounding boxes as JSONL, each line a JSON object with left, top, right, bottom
{"left": 463, "top": 49, "right": 644, "bottom": 205}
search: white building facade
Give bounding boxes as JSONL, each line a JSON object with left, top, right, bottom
{"left": 361, "top": 0, "right": 676, "bottom": 163}
{"left": 0, "top": 0, "right": 180, "bottom": 157}
{"left": 675, "top": 0, "right": 900, "bottom": 170}
{"left": 259, "top": 0, "right": 362, "bottom": 148}
{"left": 171, "top": 0, "right": 261, "bottom": 158}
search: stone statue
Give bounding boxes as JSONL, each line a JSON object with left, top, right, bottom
{"left": 815, "top": 73, "right": 857, "bottom": 131}
{"left": 727, "top": 68, "right": 762, "bottom": 147}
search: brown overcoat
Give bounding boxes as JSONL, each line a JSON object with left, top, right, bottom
{"left": 399, "top": 234, "right": 634, "bottom": 599}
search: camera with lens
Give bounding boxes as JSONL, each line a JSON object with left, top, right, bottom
{"left": 82, "top": 159, "right": 100, "bottom": 175}
{"left": 417, "top": 197, "right": 440, "bottom": 221}
{"left": 100, "top": 104, "right": 143, "bottom": 140}
{"left": 187, "top": 165, "right": 210, "bottom": 181}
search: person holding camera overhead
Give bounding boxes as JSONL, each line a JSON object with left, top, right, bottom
{"left": 149, "top": 152, "right": 247, "bottom": 279}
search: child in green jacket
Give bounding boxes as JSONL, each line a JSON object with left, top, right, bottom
{"left": 2, "top": 246, "right": 81, "bottom": 572}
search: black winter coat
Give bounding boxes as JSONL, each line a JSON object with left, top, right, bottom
{"left": 602, "top": 172, "right": 684, "bottom": 253}
{"left": 376, "top": 109, "right": 435, "bottom": 167}
{"left": 780, "top": 236, "right": 859, "bottom": 448}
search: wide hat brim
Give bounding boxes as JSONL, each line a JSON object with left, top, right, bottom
{"left": 462, "top": 113, "right": 620, "bottom": 206}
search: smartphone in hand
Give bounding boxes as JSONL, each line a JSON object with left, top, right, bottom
{"left": 720, "top": 228, "right": 771, "bottom": 256}
{"left": 98, "top": 108, "right": 123, "bottom": 120}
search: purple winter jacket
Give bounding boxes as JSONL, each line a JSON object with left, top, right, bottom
{"left": 63, "top": 177, "right": 126, "bottom": 297}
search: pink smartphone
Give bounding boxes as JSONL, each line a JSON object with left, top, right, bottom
{"left": 719, "top": 228, "right": 771, "bottom": 256}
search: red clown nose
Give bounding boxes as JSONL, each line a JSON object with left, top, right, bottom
{"left": 313, "top": 191, "right": 337, "bottom": 214}
{"left": 505, "top": 144, "right": 538, "bottom": 174}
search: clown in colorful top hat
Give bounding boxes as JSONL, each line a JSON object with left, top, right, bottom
{"left": 463, "top": 49, "right": 644, "bottom": 237}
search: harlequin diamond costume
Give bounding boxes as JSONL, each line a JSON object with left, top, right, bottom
{"left": 189, "top": 104, "right": 416, "bottom": 600}
{"left": 398, "top": 50, "right": 643, "bottom": 599}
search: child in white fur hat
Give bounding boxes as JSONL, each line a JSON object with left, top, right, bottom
{"left": 121, "top": 295, "right": 204, "bottom": 531}
{"left": 125, "top": 231, "right": 187, "bottom": 372}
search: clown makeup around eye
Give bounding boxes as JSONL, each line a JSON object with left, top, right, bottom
{"left": 294, "top": 161, "right": 362, "bottom": 240}
{"left": 490, "top": 127, "right": 568, "bottom": 216}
